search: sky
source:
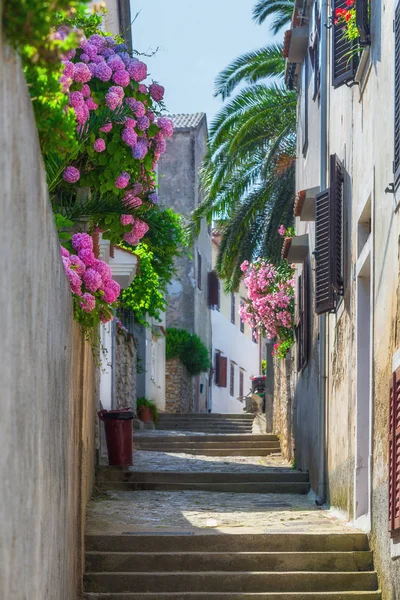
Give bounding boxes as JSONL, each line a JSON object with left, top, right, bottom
{"left": 130, "top": 0, "right": 275, "bottom": 123}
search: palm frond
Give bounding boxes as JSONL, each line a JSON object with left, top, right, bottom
{"left": 252, "top": 0, "right": 294, "bottom": 34}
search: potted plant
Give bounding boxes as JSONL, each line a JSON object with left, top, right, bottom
{"left": 137, "top": 397, "right": 159, "bottom": 424}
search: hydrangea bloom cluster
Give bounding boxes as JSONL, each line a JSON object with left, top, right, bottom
{"left": 59, "top": 29, "right": 173, "bottom": 244}
{"left": 239, "top": 258, "right": 295, "bottom": 359}
{"left": 60, "top": 233, "right": 121, "bottom": 325}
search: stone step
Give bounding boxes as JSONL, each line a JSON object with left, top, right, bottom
{"left": 156, "top": 425, "right": 254, "bottom": 431}
{"left": 159, "top": 414, "right": 255, "bottom": 419}
{"left": 85, "top": 551, "right": 374, "bottom": 573}
{"left": 136, "top": 434, "right": 278, "bottom": 442}
{"left": 85, "top": 534, "right": 371, "bottom": 553}
{"left": 103, "top": 481, "right": 310, "bottom": 493}
{"left": 84, "top": 571, "right": 378, "bottom": 593}
{"left": 131, "top": 448, "right": 280, "bottom": 456}
{"left": 97, "top": 470, "right": 309, "bottom": 483}
{"left": 134, "top": 441, "right": 280, "bottom": 449}
{"left": 84, "top": 592, "right": 382, "bottom": 600}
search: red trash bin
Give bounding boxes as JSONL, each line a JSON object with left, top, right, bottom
{"left": 98, "top": 408, "right": 134, "bottom": 466}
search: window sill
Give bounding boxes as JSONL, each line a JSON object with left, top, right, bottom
{"left": 355, "top": 47, "right": 371, "bottom": 97}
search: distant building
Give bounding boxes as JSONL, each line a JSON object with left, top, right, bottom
{"left": 210, "top": 231, "right": 260, "bottom": 413}
{"left": 158, "top": 113, "right": 212, "bottom": 412}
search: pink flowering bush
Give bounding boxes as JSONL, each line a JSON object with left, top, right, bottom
{"left": 60, "top": 233, "right": 121, "bottom": 327}
{"left": 239, "top": 259, "right": 295, "bottom": 359}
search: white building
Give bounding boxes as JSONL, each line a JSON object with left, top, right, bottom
{"left": 209, "top": 231, "right": 261, "bottom": 413}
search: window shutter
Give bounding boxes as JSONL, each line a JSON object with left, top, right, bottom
{"left": 208, "top": 271, "right": 219, "bottom": 307}
{"left": 355, "top": 0, "right": 370, "bottom": 46}
{"left": 215, "top": 353, "right": 227, "bottom": 388}
{"left": 394, "top": 2, "right": 400, "bottom": 189}
{"left": 239, "top": 370, "right": 244, "bottom": 397}
{"left": 230, "top": 362, "right": 235, "bottom": 396}
{"left": 231, "top": 292, "right": 236, "bottom": 324}
{"left": 315, "top": 155, "right": 344, "bottom": 314}
{"left": 302, "top": 259, "right": 309, "bottom": 364}
{"left": 332, "top": 0, "right": 357, "bottom": 88}
{"left": 389, "top": 368, "right": 400, "bottom": 534}
{"left": 197, "top": 251, "right": 202, "bottom": 290}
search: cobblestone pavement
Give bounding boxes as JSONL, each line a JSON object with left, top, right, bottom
{"left": 87, "top": 489, "right": 353, "bottom": 536}
{"left": 130, "top": 450, "right": 290, "bottom": 473}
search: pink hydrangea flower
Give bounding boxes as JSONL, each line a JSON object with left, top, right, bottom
{"left": 69, "top": 254, "right": 86, "bottom": 276}
{"left": 94, "top": 62, "right": 112, "bottom": 82}
{"left": 105, "top": 92, "right": 121, "bottom": 110}
{"left": 89, "top": 34, "right": 108, "bottom": 52}
{"left": 157, "top": 117, "right": 173, "bottom": 138}
{"left": 149, "top": 82, "right": 165, "bottom": 102}
{"left": 125, "top": 98, "right": 145, "bottom": 117}
{"left": 73, "top": 62, "right": 92, "bottom": 83}
{"left": 127, "top": 59, "right": 147, "bottom": 82}
{"left": 83, "top": 268, "right": 102, "bottom": 292}
{"left": 92, "top": 259, "right": 112, "bottom": 283}
{"left": 81, "top": 42, "right": 98, "bottom": 60}
{"left": 66, "top": 268, "right": 82, "bottom": 296}
{"left": 115, "top": 171, "right": 131, "bottom": 189}
{"left": 146, "top": 110, "right": 156, "bottom": 122}
{"left": 132, "top": 219, "right": 149, "bottom": 239}
{"left": 102, "top": 279, "right": 121, "bottom": 303}
{"left": 132, "top": 139, "right": 148, "bottom": 160}
{"left": 109, "top": 85, "right": 124, "bottom": 99}
{"left": 62, "top": 48, "right": 76, "bottom": 61}
{"left": 112, "top": 70, "right": 130, "bottom": 86}
{"left": 155, "top": 138, "right": 167, "bottom": 154}
{"left": 69, "top": 91, "right": 84, "bottom": 107}
{"left": 60, "top": 245, "right": 70, "bottom": 258}
{"left": 79, "top": 292, "right": 96, "bottom": 312}
{"left": 78, "top": 249, "right": 96, "bottom": 267}
{"left": 121, "top": 214, "right": 135, "bottom": 226}
{"left": 85, "top": 97, "right": 98, "bottom": 110}
{"left": 122, "top": 128, "right": 138, "bottom": 148}
{"left": 123, "top": 231, "right": 140, "bottom": 246}
{"left": 137, "top": 115, "right": 150, "bottom": 131}
{"left": 278, "top": 225, "right": 286, "bottom": 236}
{"left": 131, "top": 182, "right": 143, "bottom": 195}
{"left": 72, "top": 233, "right": 93, "bottom": 252}
{"left": 80, "top": 53, "right": 90, "bottom": 63}
{"left": 60, "top": 75, "right": 72, "bottom": 93}
{"left": 125, "top": 117, "right": 137, "bottom": 129}
{"left": 94, "top": 138, "right": 106, "bottom": 152}
{"left": 62, "top": 61, "right": 75, "bottom": 78}
{"left": 81, "top": 83, "right": 91, "bottom": 97}
{"left": 63, "top": 166, "right": 80, "bottom": 184}
{"left": 74, "top": 104, "right": 90, "bottom": 125}
{"left": 240, "top": 260, "right": 249, "bottom": 272}
{"left": 138, "top": 84, "right": 148, "bottom": 94}
{"left": 100, "top": 122, "right": 112, "bottom": 133}
{"left": 107, "top": 55, "right": 125, "bottom": 71}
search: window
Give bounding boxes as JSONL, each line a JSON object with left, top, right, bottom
{"left": 332, "top": 0, "right": 357, "bottom": 88}
{"left": 295, "top": 261, "right": 309, "bottom": 371}
{"left": 231, "top": 292, "right": 236, "bottom": 324}
{"left": 240, "top": 300, "right": 245, "bottom": 333}
{"left": 239, "top": 369, "right": 244, "bottom": 397}
{"left": 215, "top": 352, "right": 227, "bottom": 387}
{"left": 208, "top": 271, "right": 220, "bottom": 309}
{"left": 310, "top": 2, "right": 321, "bottom": 101}
{"left": 389, "top": 368, "right": 400, "bottom": 535}
{"left": 395, "top": 1, "right": 400, "bottom": 189}
{"left": 314, "top": 154, "right": 344, "bottom": 315}
{"left": 197, "top": 251, "right": 202, "bottom": 290}
{"left": 356, "top": 0, "right": 371, "bottom": 47}
{"left": 230, "top": 362, "right": 235, "bottom": 397}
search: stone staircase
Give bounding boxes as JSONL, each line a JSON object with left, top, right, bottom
{"left": 134, "top": 433, "right": 281, "bottom": 456}
{"left": 157, "top": 412, "right": 254, "bottom": 434}
{"left": 84, "top": 532, "right": 381, "bottom": 599}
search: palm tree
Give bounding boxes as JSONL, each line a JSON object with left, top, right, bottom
{"left": 253, "top": 0, "right": 294, "bottom": 35}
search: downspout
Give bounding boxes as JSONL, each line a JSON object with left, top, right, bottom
{"left": 317, "top": 0, "right": 329, "bottom": 505}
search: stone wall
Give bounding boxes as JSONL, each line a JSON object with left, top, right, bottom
{"left": 115, "top": 331, "right": 137, "bottom": 413}
{"left": 165, "top": 357, "right": 194, "bottom": 413}
{"left": 0, "top": 37, "right": 98, "bottom": 600}
{"left": 273, "top": 354, "right": 295, "bottom": 463}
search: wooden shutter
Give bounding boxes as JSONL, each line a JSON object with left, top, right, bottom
{"left": 231, "top": 292, "right": 236, "bottom": 324}
{"left": 394, "top": 2, "right": 400, "bottom": 189}
{"left": 389, "top": 368, "right": 400, "bottom": 534}
{"left": 332, "top": 0, "right": 357, "bottom": 88}
{"left": 315, "top": 154, "right": 344, "bottom": 314}
{"left": 239, "top": 370, "right": 244, "bottom": 397}
{"left": 230, "top": 362, "right": 235, "bottom": 396}
{"left": 208, "top": 271, "right": 219, "bottom": 307}
{"left": 215, "top": 353, "right": 227, "bottom": 388}
{"left": 197, "top": 251, "right": 202, "bottom": 290}
{"left": 296, "top": 261, "right": 309, "bottom": 371}
{"left": 355, "top": 0, "right": 370, "bottom": 46}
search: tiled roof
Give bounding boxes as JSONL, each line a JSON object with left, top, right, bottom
{"left": 169, "top": 113, "right": 206, "bottom": 130}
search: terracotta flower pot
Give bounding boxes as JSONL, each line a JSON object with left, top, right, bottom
{"left": 138, "top": 406, "right": 153, "bottom": 423}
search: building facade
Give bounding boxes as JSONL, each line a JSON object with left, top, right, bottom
{"left": 275, "top": 0, "right": 400, "bottom": 595}
{"left": 158, "top": 113, "right": 212, "bottom": 412}
{"left": 210, "top": 232, "right": 261, "bottom": 413}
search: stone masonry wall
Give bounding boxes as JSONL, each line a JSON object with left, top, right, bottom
{"left": 165, "top": 357, "right": 194, "bottom": 413}
{"left": 273, "top": 354, "right": 295, "bottom": 463}
{"left": 0, "top": 34, "right": 98, "bottom": 600}
{"left": 115, "top": 331, "right": 137, "bottom": 414}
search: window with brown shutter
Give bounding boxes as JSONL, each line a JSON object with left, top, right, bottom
{"left": 332, "top": 0, "right": 357, "bottom": 88}
{"left": 389, "top": 368, "right": 400, "bottom": 535}
{"left": 215, "top": 352, "right": 227, "bottom": 387}
{"left": 208, "top": 271, "right": 219, "bottom": 308}
{"left": 231, "top": 292, "right": 236, "bottom": 324}
{"left": 197, "top": 251, "right": 202, "bottom": 290}
{"left": 239, "top": 369, "right": 244, "bottom": 397}
{"left": 355, "top": 0, "right": 370, "bottom": 47}
{"left": 230, "top": 362, "right": 235, "bottom": 397}
{"left": 314, "top": 154, "right": 344, "bottom": 315}
{"left": 295, "top": 260, "right": 309, "bottom": 371}
{"left": 394, "top": 2, "right": 400, "bottom": 189}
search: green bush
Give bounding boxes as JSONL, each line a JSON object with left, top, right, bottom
{"left": 137, "top": 397, "right": 159, "bottom": 425}
{"left": 166, "top": 328, "right": 210, "bottom": 376}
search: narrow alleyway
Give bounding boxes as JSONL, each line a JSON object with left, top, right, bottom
{"left": 84, "top": 416, "right": 381, "bottom": 598}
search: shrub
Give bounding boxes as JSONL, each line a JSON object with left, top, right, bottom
{"left": 166, "top": 328, "right": 210, "bottom": 376}
{"left": 136, "top": 396, "right": 159, "bottom": 424}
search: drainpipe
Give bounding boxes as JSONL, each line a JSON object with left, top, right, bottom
{"left": 317, "top": 0, "right": 329, "bottom": 505}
